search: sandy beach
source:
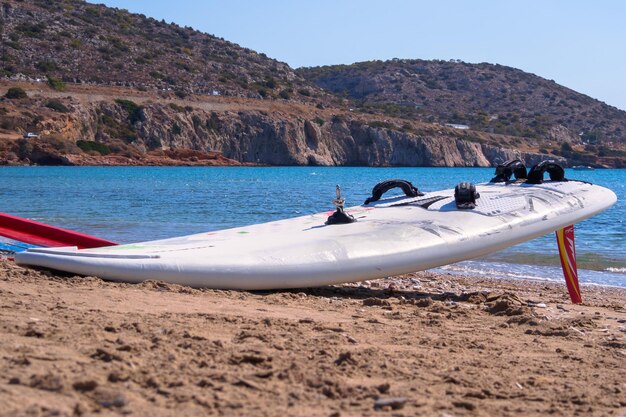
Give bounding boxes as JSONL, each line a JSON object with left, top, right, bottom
{"left": 0, "top": 261, "right": 624, "bottom": 416}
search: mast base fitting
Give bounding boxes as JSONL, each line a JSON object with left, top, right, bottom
{"left": 326, "top": 207, "right": 356, "bottom": 225}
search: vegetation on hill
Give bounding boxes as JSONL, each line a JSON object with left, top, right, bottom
{"left": 0, "top": 0, "right": 330, "bottom": 102}
{"left": 298, "top": 59, "right": 626, "bottom": 147}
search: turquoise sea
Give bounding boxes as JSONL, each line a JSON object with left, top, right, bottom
{"left": 1, "top": 166, "right": 624, "bottom": 287}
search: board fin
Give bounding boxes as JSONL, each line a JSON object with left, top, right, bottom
{"left": 0, "top": 212, "right": 117, "bottom": 249}
{"left": 556, "top": 225, "right": 582, "bottom": 304}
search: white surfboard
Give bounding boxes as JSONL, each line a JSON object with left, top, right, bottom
{"left": 15, "top": 172, "right": 617, "bottom": 289}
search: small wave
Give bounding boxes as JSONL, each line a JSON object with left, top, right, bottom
{"left": 436, "top": 263, "right": 557, "bottom": 283}
{"left": 434, "top": 260, "right": 626, "bottom": 288}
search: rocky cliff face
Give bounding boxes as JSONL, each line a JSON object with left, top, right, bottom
{"left": 4, "top": 94, "right": 558, "bottom": 168}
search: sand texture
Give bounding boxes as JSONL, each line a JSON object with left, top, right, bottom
{"left": 0, "top": 261, "right": 625, "bottom": 416}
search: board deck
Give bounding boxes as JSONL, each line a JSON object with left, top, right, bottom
{"left": 15, "top": 180, "right": 617, "bottom": 289}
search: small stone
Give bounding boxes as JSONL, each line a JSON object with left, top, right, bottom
{"left": 73, "top": 380, "right": 98, "bottom": 392}
{"left": 24, "top": 328, "right": 45, "bottom": 338}
{"left": 91, "top": 348, "right": 121, "bottom": 362}
{"left": 95, "top": 389, "right": 128, "bottom": 408}
{"left": 30, "top": 373, "right": 64, "bottom": 392}
{"left": 363, "top": 298, "right": 391, "bottom": 307}
{"left": 373, "top": 397, "right": 406, "bottom": 410}
{"left": 452, "top": 400, "right": 476, "bottom": 410}
{"left": 108, "top": 371, "right": 129, "bottom": 383}
{"left": 253, "top": 370, "right": 274, "bottom": 379}
{"left": 377, "top": 383, "right": 390, "bottom": 394}
{"left": 233, "top": 378, "right": 261, "bottom": 390}
{"left": 414, "top": 298, "right": 433, "bottom": 308}
{"left": 8, "top": 377, "right": 20, "bottom": 385}
{"left": 335, "top": 351, "right": 356, "bottom": 366}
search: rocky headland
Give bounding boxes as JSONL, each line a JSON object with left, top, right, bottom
{"left": 0, "top": 0, "right": 624, "bottom": 167}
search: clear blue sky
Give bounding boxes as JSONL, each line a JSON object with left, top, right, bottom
{"left": 92, "top": 0, "right": 626, "bottom": 110}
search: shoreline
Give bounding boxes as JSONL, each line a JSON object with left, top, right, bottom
{"left": 1, "top": 261, "right": 624, "bottom": 416}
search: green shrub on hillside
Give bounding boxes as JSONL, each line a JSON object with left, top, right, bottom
{"left": 168, "top": 103, "right": 185, "bottom": 112}
{"left": 41, "top": 134, "right": 81, "bottom": 154}
{"left": 115, "top": 99, "right": 143, "bottom": 124}
{"left": 76, "top": 140, "right": 110, "bottom": 155}
{"left": 14, "top": 22, "right": 46, "bottom": 38}
{"left": 369, "top": 121, "right": 392, "bottom": 129}
{"left": 191, "top": 114, "right": 202, "bottom": 128}
{"left": 6, "top": 41, "right": 21, "bottom": 50}
{"left": 162, "top": 75, "right": 176, "bottom": 85}
{"left": 45, "top": 99, "right": 70, "bottom": 113}
{"left": 35, "top": 61, "right": 58, "bottom": 72}
{"left": 206, "top": 112, "right": 220, "bottom": 131}
{"left": 47, "top": 76, "right": 66, "bottom": 91}
{"left": 2, "top": 66, "right": 15, "bottom": 77}
{"left": 598, "top": 146, "right": 626, "bottom": 157}
{"left": 263, "top": 78, "right": 277, "bottom": 89}
{"left": 107, "top": 37, "right": 129, "bottom": 52}
{"left": 4, "top": 87, "right": 27, "bottom": 99}
{"left": 98, "top": 112, "right": 137, "bottom": 143}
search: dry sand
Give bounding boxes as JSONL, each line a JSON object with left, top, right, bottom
{"left": 0, "top": 260, "right": 624, "bottom": 417}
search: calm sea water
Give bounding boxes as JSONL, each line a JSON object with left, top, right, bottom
{"left": 1, "top": 166, "right": 624, "bottom": 287}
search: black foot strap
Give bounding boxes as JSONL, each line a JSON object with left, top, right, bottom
{"left": 490, "top": 159, "right": 528, "bottom": 183}
{"left": 364, "top": 179, "right": 424, "bottom": 205}
{"left": 526, "top": 160, "right": 566, "bottom": 184}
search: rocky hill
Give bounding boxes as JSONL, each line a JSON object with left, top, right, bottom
{"left": 0, "top": 0, "right": 624, "bottom": 168}
{"left": 0, "top": 0, "right": 330, "bottom": 102}
{"left": 298, "top": 60, "right": 626, "bottom": 148}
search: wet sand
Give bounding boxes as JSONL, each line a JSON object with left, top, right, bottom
{"left": 0, "top": 261, "right": 624, "bottom": 416}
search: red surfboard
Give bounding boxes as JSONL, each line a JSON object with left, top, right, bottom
{"left": 556, "top": 225, "right": 582, "bottom": 304}
{"left": 0, "top": 212, "right": 116, "bottom": 250}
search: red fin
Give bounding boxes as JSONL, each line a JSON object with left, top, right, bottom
{"left": 0, "top": 212, "right": 117, "bottom": 249}
{"left": 556, "top": 225, "right": 582, "bottom": 304}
